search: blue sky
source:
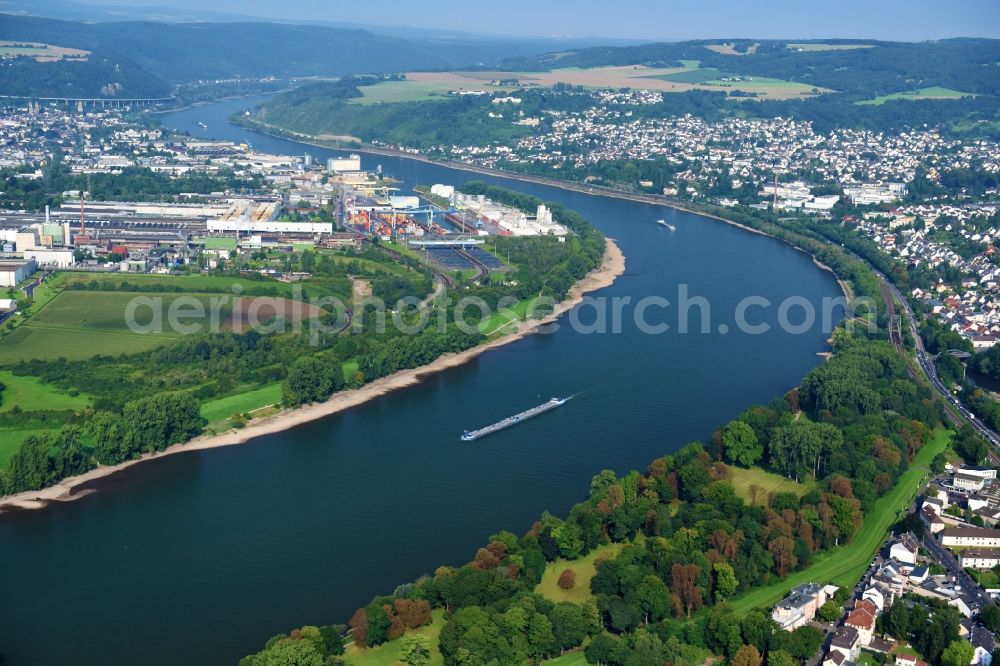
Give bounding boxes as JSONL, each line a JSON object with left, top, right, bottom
{"left": 81, "top": 0, "right": 1000, "bottom": 40}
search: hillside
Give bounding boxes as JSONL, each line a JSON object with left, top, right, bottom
{"left": 0, "top": 13, "right": 554, "bottom": 98}
{"left": 500, "top": 38, "right": 1000, "bottom": 99}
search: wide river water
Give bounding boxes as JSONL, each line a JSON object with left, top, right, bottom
{"left": 0, "top": 97, "right": 844, "bottom": 665}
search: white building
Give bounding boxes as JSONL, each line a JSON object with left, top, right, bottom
{"left": 207, "top": 220, "right": 333, "bottom": 235}
{"left": 0, "top": 258, "right": 37, "bottom": 287}
{"left": 888, "top": 533, "right": 920, "bottom": 573}
{"left": 955, "top": 472, "right": 988, "bottom": 493}
{"left": 430, "top": 184, "right": 455, "bottom": 200}
{"left": 771, "top": 583, "right": 835, "bottom": 631}
{"left": 941, "top": 527, "right": 1000, "bottom": 548}
{"left": 959, "top": 549, "right": 1000, "bottom": 570}
{"left": 327, "top": 154, "right": 362, "bottom": 173}
{"left": 23, "top": 249, "right": 73, "bottom": 268}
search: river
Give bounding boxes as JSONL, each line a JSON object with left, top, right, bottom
{"left": 0, "top": 97, "right": 844, "bottom": 665}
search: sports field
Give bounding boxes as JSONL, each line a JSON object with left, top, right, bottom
{"left": 856, "top": 86, "right": 973, "bottom": 105}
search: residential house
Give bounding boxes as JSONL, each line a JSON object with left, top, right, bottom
{"left": 830, "top": 626, "right": 862, "bottom": 662}
{"left": 971, "top": 625, "right": 996, "bottom": 666}
{"left": 889, "top": 533, "right": 920, "bottom": 573}
{"left": 941, "top": 527, "right": 1000, "bottom": 548}
{"left": 922, "top": 506, "right": 946, "bottom": 534}
{"left": 845, "top": 602, "right": 877, "bottom": 646}
{"left": 771, "top": 583, "right": 833, "bottom": 631}
{"left": 961, "top": 549, "right": 1000, "bottom": 570}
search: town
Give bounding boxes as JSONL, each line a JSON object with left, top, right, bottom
{"left": 771, "top": 463, "right": 1000, "bottom": 666}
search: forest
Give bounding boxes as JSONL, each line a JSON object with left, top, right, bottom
{"left": 0, "top": 159, "right": 263, "bottom": 211}
{"left": 239, "top": 317, "right": 955, "bottom": 665}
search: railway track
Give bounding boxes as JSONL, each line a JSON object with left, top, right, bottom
{"left": 875, "top": 270, "right": 1000, "bottom": 463}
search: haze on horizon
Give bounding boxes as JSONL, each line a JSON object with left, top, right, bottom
{"left": 73, "top": 0, "right": 1000, "bottom": 41}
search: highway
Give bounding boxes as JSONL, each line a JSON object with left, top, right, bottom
{"left": 875, "top": 270, "right": 1000, "bottom": 449}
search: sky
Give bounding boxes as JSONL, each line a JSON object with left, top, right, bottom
{"left": 77, "top": 0, "right": 1000, "bottom": 41}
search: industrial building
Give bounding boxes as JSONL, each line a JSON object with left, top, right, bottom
{"left": 0, "top": 258, "right": 37, "bottom": 287}
{"left": 326, "top": 154, "right": 362, "bottom": 173}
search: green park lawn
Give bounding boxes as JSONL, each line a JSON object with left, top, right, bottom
{"left": 199, "top": 383, "right": 283, "bottom": 425}
{"left": 0, "top": 428, "right": 56, "bottom": 467}
{"left": 728, "top": 428, "right": 952, "bottom": 615}
{"left": 536, "top": 541, "right": 627, "bottom": 605}
{"left": 543, "top": 652, "right": 589, "bottom": 665}
{"left": 0, "top": 370, "right": 92, "bottom": 413}
{"left": 343, "top": 608, "right": 446, "bottom": 665}
{"left": 728, "top": 466, "right": 813, "bottom": 503}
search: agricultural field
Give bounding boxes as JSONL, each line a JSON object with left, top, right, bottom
{"left": 402, "top": 65, "right": 827, "bottom": 100}
{"left": 350, "top": 79, "right": 471, "bottom": 105}
{"left": 0, "top": 291, "right": 230, "bottom": 362}
{"left": 343, "top": 608, "right": 446, "bottom": 666}
{"left": 0, "top": 322, "right": 173, "bottom": 362}
{"left": 535, "top": 541, "right": 627, "bottom": 605}
{"left": 704, "top": 42, "right": 759, "bottom": 55}
{"left": 0, "top": 41, "right": 89, "bottom": 62}
{"left": 856, "top": 86, "right": 974, "bottom": 105}
{"left": 786, "top": 43, "right": 875, "bottom": 52}
{"left": 57, "top": 272, "right": 338, "bottom": 299}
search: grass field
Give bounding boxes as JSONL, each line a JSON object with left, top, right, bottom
{"left": 200, "top": 383, "right": 283, "bottom": 425}
{"left": 728, "top": 466, "right": 812, "bottom": 503}
{"left": 544, "top": 652, "right": 589, "bottom": 665}
{"left": 857, "top": 87, "right": 973, "bottom": 105}
{"left": 351, "top": 80, "right": 467, "bottom": 105}
{"left": 727, "top": 428, "right": 952, "bottom": 615}
{"left": 0, "top": 371, "right": 92, "bottom": 413}
{"left": 343, "top": 608, "right": 446, "bottom": 665}
{"left": 536, "top": 541, "right": 627, "bottom": 605}
{"left": 0, "top": 428, "right": 55, "bottom": 467}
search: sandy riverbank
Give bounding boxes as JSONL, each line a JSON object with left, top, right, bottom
{"left": 0, "top": 240, "right": 625, "bottom": 514}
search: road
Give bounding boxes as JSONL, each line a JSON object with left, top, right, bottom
{"left": 921, "top": 533, "right": 989, "bottom": 609}
{"left": 875, "top": 269, "right": 1000, "bottom": 450}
